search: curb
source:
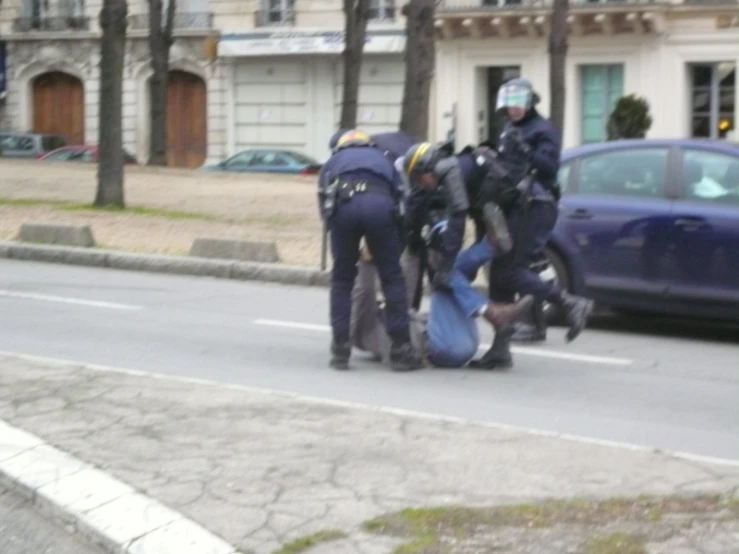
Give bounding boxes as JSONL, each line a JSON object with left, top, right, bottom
{"left": 0, "top": 241, "right": 492, "bottom": 295}
{"left": 0, "top": 240, "right": 331, "bottom": 288}
{"left": 0, "top": 419, "right": 239, "bottom": 554}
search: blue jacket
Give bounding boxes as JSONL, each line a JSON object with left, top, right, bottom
{"left": 500, "top": 109, "right": 561, "bottom": 191}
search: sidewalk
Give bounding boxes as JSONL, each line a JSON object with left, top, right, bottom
{"left": 0, "top": 353, "right": 737, "bottom": 554}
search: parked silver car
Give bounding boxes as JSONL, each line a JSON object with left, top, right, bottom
{"left": 0, "top": 132, "right": 68, "bottom": 159}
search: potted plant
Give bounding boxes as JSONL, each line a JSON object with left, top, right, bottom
{"left": 606, "top": 94, "right": 653, "bottom": 140}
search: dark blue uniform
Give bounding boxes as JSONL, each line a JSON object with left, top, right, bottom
{"left": 488, "top": 108, "right": 564, "bottom": 306}
{"left": 319, "top": 145, "right": 411, "bottom": 350}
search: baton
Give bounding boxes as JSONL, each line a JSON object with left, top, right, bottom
{"left": 320, "top": 220, "right": 329, "bottom": 271}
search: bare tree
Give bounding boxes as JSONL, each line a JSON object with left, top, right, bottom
{"left": 399, "top": 0, "right": 435, "bottom": 139}
{"left": 95, "top": 0, "right": 128, "bottom": 208}
{"left": 548, "top": 0, "right": 569, "bottom": 136}
{"left": 339, "top": 0, "right": 370, "bottom": 129}
{"left": 147, "top": 0, "right": 176, "bottom": 166}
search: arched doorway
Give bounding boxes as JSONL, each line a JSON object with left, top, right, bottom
{"left": 166, "top": 70, "right": 207, "bottom": 168}
{"left": 33, "top": 72, "right": 85, "bottom": 144}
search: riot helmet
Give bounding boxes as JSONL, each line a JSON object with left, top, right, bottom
{"left": 329, "top": 128, "right": 349, "bottom": 150}
{"left": 495, "top": 78, "right": 540, "bottom": 113}
{"left": 334, "top": 129, "right": 373, "bottom": 151}
{"left": 402, "top": 142, "right": 444, "bottom": 179}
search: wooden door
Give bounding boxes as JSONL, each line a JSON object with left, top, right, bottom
{"left": 33, "top": 72, "right": 85, "bottom": 144}
{"left": 166, "top": 71, "right": 207, "bottom": 168}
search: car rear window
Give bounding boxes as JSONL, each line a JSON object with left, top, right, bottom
{"left": 288, "top": 151, "right": 319, "bottom": 165}
{"left": 42, "top": 136, "right": 67, "bottom": 152}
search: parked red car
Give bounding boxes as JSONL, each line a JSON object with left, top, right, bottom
{"left": 38, "top": 144, "right": 138, "bottom": 164}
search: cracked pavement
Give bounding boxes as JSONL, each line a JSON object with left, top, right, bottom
{"left": 1, "top": 356, "right": 738, "bottom": 554}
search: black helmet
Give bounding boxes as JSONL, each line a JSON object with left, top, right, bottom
{"left": 402, "top": 142, "right": 443, "bottom": 178}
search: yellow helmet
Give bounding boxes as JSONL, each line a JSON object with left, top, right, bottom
{"left": 335, "top": 129, "right": 373, "bottom": 151}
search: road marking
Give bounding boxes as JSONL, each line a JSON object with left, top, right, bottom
{"left": 253, "top": 318, "right": 633, "bottom": 366}
{"left": 0, "top": 349, "right": 735, "bottom": 468}
{"left": 0, "top": 289, "right": 142, "bottom": 311}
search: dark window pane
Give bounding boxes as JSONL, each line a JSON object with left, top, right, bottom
{"left": 692, "top": 64, "right": 713, "bottom": 87}
{"left": 719, "top": 64, "right": 735, "bottom": 87}
{"left": 720, "top": 88, "right": 735, "bottom": 111}
{"left": 692, "top": 89, "right": 711, "bottom": 112}
{"left": 692, "top": 116, "right": 711, "bottom": 138}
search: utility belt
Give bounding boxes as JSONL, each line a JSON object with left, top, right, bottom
{"left": 336, "top": 178, "right": 394, "bottom": 203}
{"left": 322, "top": 174, "right": 399, "bottom": 221}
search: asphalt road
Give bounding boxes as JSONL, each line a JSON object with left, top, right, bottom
{"left": 1, "top": 259, "right": 738, "bottom": 462}
{"left": 0, "top": 486, "right": 104, "bottom": 554}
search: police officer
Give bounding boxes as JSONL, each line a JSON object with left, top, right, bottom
{"left": 401, "top": 141, "right": 533, "bottom": 330}
{"left": 470, "top": 78, "right": 593, "bottom": 369}
{"left": 318, "top": 129, "right": 424, "bottom": 372}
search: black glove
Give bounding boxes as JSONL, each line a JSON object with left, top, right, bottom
{"left": 431, "top": 258, "right": 453, "bottom": 291}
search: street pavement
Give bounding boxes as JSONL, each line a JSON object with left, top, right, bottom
{"left": 0, "top": 485, "right": 105, "bottom": 554}
{"left": 0, "top": 259, "right": 737, "bottom": 461}
{"left": 0, "top": 355, "right": 738, "bottom": 554}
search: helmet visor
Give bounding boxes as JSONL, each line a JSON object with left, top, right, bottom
{"left": 496, "top": 84, "right": 531, "bottom": 110}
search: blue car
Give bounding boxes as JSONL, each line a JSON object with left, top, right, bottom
{"left": 203, "top": 148, "right": 322, "bottom": 175}
{"left": 545, "top": 138, "right": 739, "bottom": 322}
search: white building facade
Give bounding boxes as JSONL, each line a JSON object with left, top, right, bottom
{"left": 217, "top": 0, "right": 407, "bottom": 162}
{"left": 432, "top": 0, "right": 739, "bottom": 149}
{"left": 0, "top": 0, "right": 226, "bottom": 167}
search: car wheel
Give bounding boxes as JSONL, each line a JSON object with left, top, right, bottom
{"left": 542, "top": 246, "right": 569, "bottom": 326}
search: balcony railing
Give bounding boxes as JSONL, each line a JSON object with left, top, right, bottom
{"left": 127, "top": 12, "right": 213, "bottom": 30}
{"left": 254, "top": 9, "right": 296, "bottom": 26}
{"left": 12, "top": 15, "right": 90, "bottom": 32}
{"left": 436, "top": 0, "right": 736, "bottom": 10}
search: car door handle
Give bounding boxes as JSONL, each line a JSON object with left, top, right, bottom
{"left": 674, "top": 218, "right": 704, "bottom": 228}
{"left": 567, "top": 209, "right": 593, "bottom": 220}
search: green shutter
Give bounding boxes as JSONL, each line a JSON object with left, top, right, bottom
{"left": 580, "top": 64, "right": 625, "bottom": 144}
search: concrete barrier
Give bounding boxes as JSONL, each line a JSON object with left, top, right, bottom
{"left": 0, "top": 241, "right": 330, "bottom": 289}
{"left": 17, "top": 223, "right": 96, "bottom": 248}
{"left": 190, "top": 237, "right": 280, "bottom": 263}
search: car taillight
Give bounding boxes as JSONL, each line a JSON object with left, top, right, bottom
{"left": 300, "top": 167, "right": 319, "bottom": 175}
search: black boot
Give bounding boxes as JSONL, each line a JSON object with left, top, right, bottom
{"left": 468, "top": 326, "right": 514, "bottom": 369}
{"left": 558, "top": 293, "right": 593, "bottom": 342}
{"left": 389, "top": 341, "right": 424, "bottom": 372}
{"left": 511, "top": 300, "right": 547, "bottom": 343}
{"left": 482, "top": 202, "right": 513, "bottom": 254}
{"left": 330, "top": 337, "right": 351, "bottom": 370}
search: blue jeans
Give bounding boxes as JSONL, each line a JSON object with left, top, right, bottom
{"left": 446, "top": 238, "right": 497, "bottom": 318}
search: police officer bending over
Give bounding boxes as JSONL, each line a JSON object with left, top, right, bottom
{"left": 471, "top": 78, "right": 593, "bottom": 370}
{"left": 401, "top": 141, "right": 533, "bottom": 330}
{"left": 318, "top": 129, "right": 424, "bottom": 372}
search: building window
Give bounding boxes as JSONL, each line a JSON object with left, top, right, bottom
{"left": 689, "top": 62, "right": 735, "bottom": 140}
{"left": 368, "top": 0, "right": 395, "bottom": 20}
{"left": 580, "top": 64, "right": 624, "bottom": 144}
{"left": 260, "top": 0, "right": 294, "bottom": 24}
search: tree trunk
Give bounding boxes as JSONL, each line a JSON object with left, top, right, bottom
{"left": 95, "top": 0, "right": 128, "bottom": 208}
{"left": 548, "top": 0, "right": 569, "bottom": 136}
{"left": 339, "top": 0, "right": 370, "bottom": 129}
{"left": 399, "top": 0, "right": 436, "bottom": 140}
{"left": 148, "top": 0, "right": 175, "bottom": 166}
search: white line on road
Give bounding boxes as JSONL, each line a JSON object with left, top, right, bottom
{"left": 0, "top": 349, "right": 735, "bottom": 468}
{"left": 253, "top": 318, "right": 633, "bottom": 366}
{"left": 0, "top": 289, "right": 143, "bottom": 311}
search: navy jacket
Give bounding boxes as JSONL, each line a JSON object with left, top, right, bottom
{"left": 317, "top": 146, "right": 403, "bottom": 218}
{"left": 500, "top": 108, "right": 561, "bottom": 191}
